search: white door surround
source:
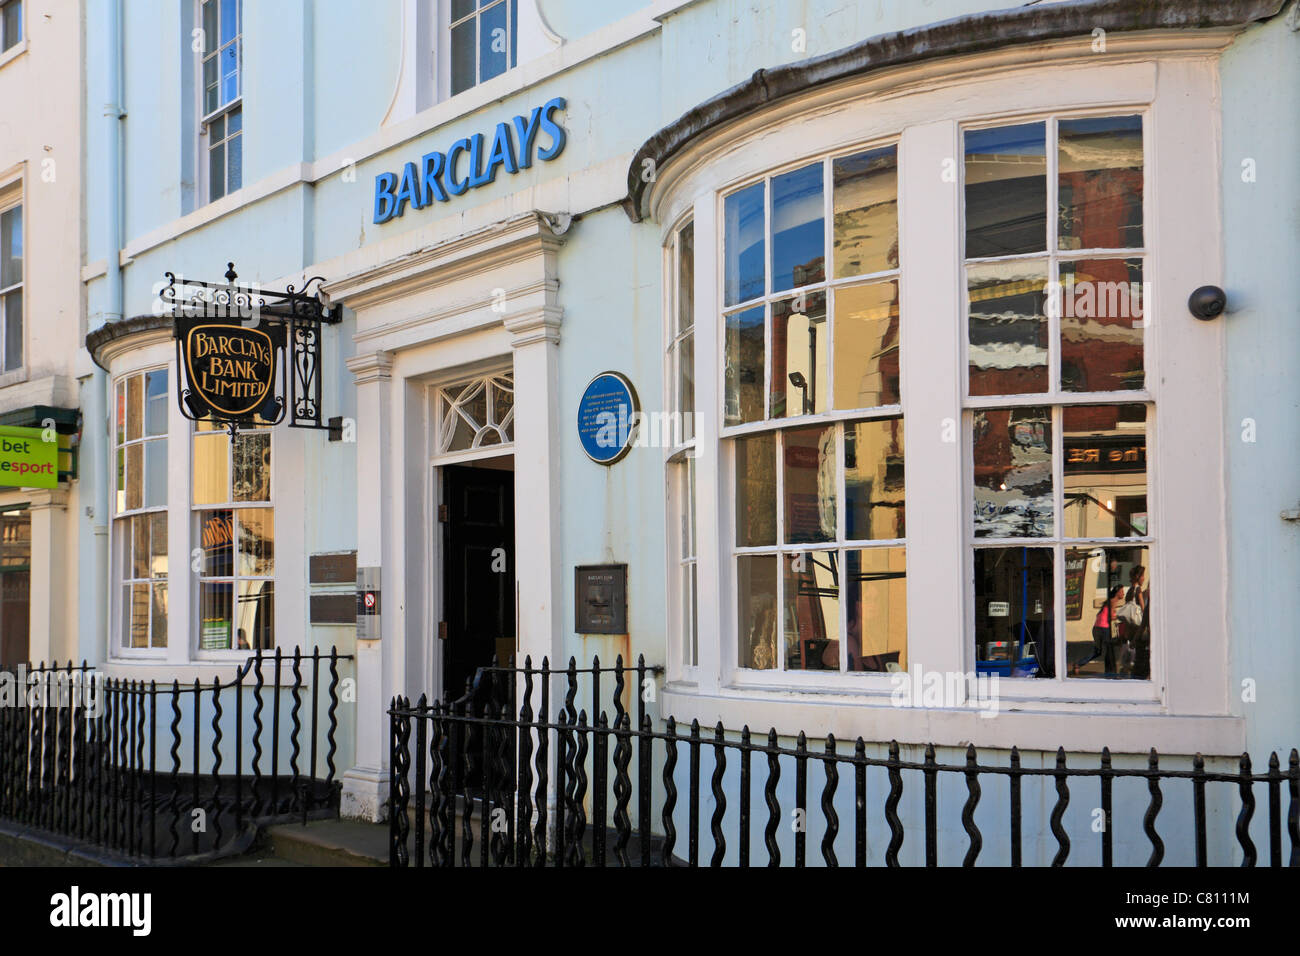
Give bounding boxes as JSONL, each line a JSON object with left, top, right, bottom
{"left": 328, "top": 210, "right": 566, "bottom": 820}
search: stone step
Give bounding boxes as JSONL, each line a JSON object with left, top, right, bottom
{"left": 263, "top": 819, "right": 388, "bottom": 867}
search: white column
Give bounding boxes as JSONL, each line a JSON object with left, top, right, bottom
{"left": 26, "top": 489, "right": 70, "bottom": 664}
{"left": 505, "top": 305, "right": 563, "bottom": 679}
{"left": 340, "top": 349, "right": 395, "bottom": 822}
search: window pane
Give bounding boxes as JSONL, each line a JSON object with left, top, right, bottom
{"left": 845, "top": 417, "right": 904, "bottom": 540}
{"left": 2, "top": 0, "right": 22, "bottom": 50}
{"left": 1063, "top": 404, "right": 1147, "bottom": 538}
{"left": 676, "top": 222, "right": 694, "bottom": 335}
{"left": 130, "top": 582, "right": 149, "bottom": 648}
{"left": 116, "top": 447, "right": 125, "bottom": 513}
{"left": 833, "top": 145, "right": 898, "bottom": 278}
{"left": 202, "top": 0, "right": 217, "bottom": 53}
{"left": 227, "top": 106, "right": 242, "bottom": 135}
{"left": 1060, "top": 258, "right": 1144, "bottom": 392}
{"left": 209, "top": 114, "right": 225, "bottom": 145}
{"left": 236, "top": 580, "right": 273, "bottom": 651}
{"left": 126, "top": 373, "right": 142, "bottom": 441}
{"left": 144, "top": 439, "right": 167, "bottom": 508}
{"left": 232, "top": 431, "right": 269, "bottom": 501}
{"left": 115, "top": 379, "right": 125, "bottom": 447}
{"left": 194, "top": 432, "right": 229, "bottom": 504}
{"left": 219, "top": 0, "right": 237, "bottom": 45}
{"left": 3, "top": 288, "right": 20, "bottom": 370}
{"left": 967, "top": 260, "right": 1049, "bottom": 396}
{"left": 199, "top": 580, "right": 233, "bottom": 649}
{"left": 1067, "top": 544, "right": 1150, "bottom": 679}
{"left": 974, "top": 547, "right": 1054, "bottom": 678}
{"left": 676, "top": 332, "right": 694, "bottom": 441}
{"left": 228, "top": 131, "right": 242, "bottom": 192}
{"left": 209, "top": 141, "right": 226, "bottom": 202}
{"left": 0, "top": 205, "right": 20, "bottom": 288}
{"left": 737, "top": 554, "right": 777, "bottom": 669}
{"left": 687, "top": 563, "right": 698, "bottom": 667}
{"left": 452, "top": 0, "right": 474, "bottom": 20}
{"left": 770, "top": 162, "right": 824, "bottom": 293}
{"left": 205, "top": 81, "right": 219, "bottom": 117}
{"left": 784, "top": 549, "right": 839, "bottom": 671}
{"left": 221, "top": 47, "right": 238, "bottom": 103}
{"left": 237, "top": 508, "right": 274, "bottom": 576}
{"left": 125, "top": 443, "right": 143, "bottom": 510}
{"left": 686, "top": 455, "right": 696, "bottom": 556}
{"left": 145, "top": 369, "right": 168, "bottom": 435}
{"left": 723, "top": 182, "right": 764, "bottom": 307}
{"left": 150, "top": 511, "right": 167, "bottom": 579}
{"left": 846, "top": 547, "right": 907, "bottom": 672}
{"left": 119, "top": 583, "right": 131, "bottom": 648}
{"left": 833, "top": 280, "right": 900, "bottom": 409}
{"left": 479, "top": 0, "right": 508, "bottom": 83}
{"left": 964, "top": 122, "right": 1046, "bottom": 258}
{"left": 771, "top": 290, "right": 826, "bottom": 418}
{"left": 1058, "top": 115, "right": 1143, "bottom": 251}
{"left": 199, "top": 509, "right": 234, "bottom": 577}
{"left": 450, "top": 20, "right": 475, "bottom": 96}
{"left": 734, "top": 432, "right": 775, "bottom": 547}
{"left": 151, "top": 583, "right": 168, "bottom": 648}
{"left": 972, "top": 407, "right": 1053, "bottom": 538}
{"left": 724, "top": 305, "right": 764, "bottom": 425}
{"left": 783, "top": 424, "right": 835, "bottom": 545}
{"left": 132, "top": 513, "right": 149, "bottom": 580}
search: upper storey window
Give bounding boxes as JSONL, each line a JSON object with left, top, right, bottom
{"left": 200, "top": 0, "right": 242, "bottom": 201}
{"left": 449, "top": 0, "right": 517, "bottom": 97}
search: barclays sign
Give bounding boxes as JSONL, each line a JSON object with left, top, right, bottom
{"left": 372, "top": 96, "right": 567, "bottom": 224}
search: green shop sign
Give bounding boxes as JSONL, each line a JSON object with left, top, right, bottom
{"left": 0, "top": 425, "right": 58, "bottom": 489}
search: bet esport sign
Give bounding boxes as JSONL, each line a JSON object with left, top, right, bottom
{"left": 0, "top": 426, "right": 57, "bottom": 489}
{"left": 372, "top": 97, "right": 567, "bottom": 224}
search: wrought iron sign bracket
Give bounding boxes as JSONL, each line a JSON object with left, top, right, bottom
{"left": 165, "top": 263, "right": 343, "bottom": 439}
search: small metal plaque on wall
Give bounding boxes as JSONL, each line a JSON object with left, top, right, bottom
{"left": 574, "top": 564, "right": 628, "bottom": 634}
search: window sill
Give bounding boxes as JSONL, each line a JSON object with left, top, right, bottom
{"left": 0, "top": 38, "right": 27, "bottom": 71}
{"left": 661, "top": 684, "right": 1245, "bottom": 757}
{"left": 0, "top": 366, "right": 29, "bottom": 390}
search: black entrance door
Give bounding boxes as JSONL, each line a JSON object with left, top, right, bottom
{"left": 442, "top": 465, "right": 514, "bottom": 700}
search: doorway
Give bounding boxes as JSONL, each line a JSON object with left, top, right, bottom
{"left": 0, "top": 508, "right": 31, "bottom": 667}
{"left": 440, "top": 461, "right": 515, "bottom": 700}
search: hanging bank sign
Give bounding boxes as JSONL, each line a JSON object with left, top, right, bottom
{"left": 178, "top": 320, "right": 283, "bottom": 421}
{"left": 165, "top": 264, "right": 342, "bottom": 438}
{"left": 372, "top": 97, "right": 567, "bottom": 224}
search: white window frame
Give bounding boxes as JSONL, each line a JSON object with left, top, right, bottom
{"left": 0, "top": 182, "right": 24, "bottom": 377}
{"left": 196, "top": 0, "right": 243, "bottom": 205}
{"left": 664, "top": 216, "right": 698, "bottom": 677}
{"left": 110, "top": 367, "right": 171, "bottom": 658}
{"left": 0, "top": 0, "right": 22, "bottom": 57}
{"left": 438, "top": 0, "right": 517, "bottom": 101}
{"left": 191, "top": 420, "right": 274, "bottom": 658}
{"left": 713, "top": 142, "right": 909, "bottom": 694}
{"left": 654, "top": 52, "right": 1235, "bottom": 752}
{"left": 960, "top": 110, "right": 1154, "bottom": 697}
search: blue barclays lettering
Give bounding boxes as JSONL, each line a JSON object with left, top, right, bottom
{"left": 373, "top": 97, "right": 567, "bottom": 224}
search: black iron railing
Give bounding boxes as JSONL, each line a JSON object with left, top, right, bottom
{"left": 389, "top": 655, "right": 1300, "bottom": 867}
{"left": 0, "top": 647, "right": 353, "bottom": 862}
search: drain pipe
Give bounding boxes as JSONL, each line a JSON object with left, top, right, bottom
{"left": 81, "top": 0, "right": 124, "bottom": 665}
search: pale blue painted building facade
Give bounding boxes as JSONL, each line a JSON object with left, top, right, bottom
{"left": 69, "top": 0, "right": 1298, "bottom": 863}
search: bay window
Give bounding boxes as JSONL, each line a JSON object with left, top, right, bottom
{"left": 655, "top": 48, "right": 1231, "bottom": 745}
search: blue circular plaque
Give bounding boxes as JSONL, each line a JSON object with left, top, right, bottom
{"left": 577, "top": 371, "right": 639, "bottom": 465}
